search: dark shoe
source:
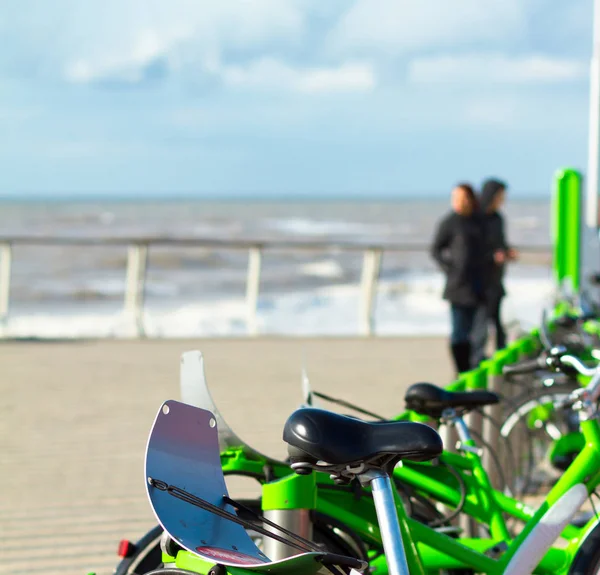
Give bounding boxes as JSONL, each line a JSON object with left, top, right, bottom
{"left": 451, "top": 342, "right": 472, "bottom": 374}
{"left": 496, "top": 331, "right": 507, "bottom": 350}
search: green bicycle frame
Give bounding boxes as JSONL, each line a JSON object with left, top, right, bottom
{"left": 398, "top": 416, "right": 600, "bottom": 574}
{"left": 165, "top": 413, "right": 600, "bottom": 575}
{"left": 163, "top": 324, "right": 600, "bottom": 575}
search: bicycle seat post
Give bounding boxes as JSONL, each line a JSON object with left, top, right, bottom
{"left": 441, "top": 408, "right": 483, "bottom": 457}
{"left": 360, "top": 470, "right": 409, "bottom": 575}
{"left": 284, "top": 407, "right": 442, "bottom": 575}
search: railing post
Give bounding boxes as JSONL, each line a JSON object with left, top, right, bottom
{"left": 246, "top": 247, "right": 262, "bottom": 336}
{"left": 359, "top": 249, "right": 382, "bottom": 336}
{"left": 124, "top": 243, "right": 148, "bottom": 337}
{"left": 0, "top": 242, "right": 12, "bottom": 330}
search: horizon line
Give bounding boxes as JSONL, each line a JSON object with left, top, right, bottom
{"left": 0, "top": 191, "right": 551, "bottom": 202}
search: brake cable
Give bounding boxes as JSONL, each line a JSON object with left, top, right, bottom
{"left": 309, "top": 390, "right": 386, "bottom": 421}
{"left": 427, "top": 462, "right": 467, "bottom": 528}
{"left": 475, "top": 408, "right": 518, "bottom": 488}
{"left": 468, "top": 427, "right": 509, "bottom": 495}
{"left": 148, "top": 477, "right": 320, "bottom": 553}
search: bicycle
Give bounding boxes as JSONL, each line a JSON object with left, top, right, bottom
{"left": 498, "top": 308, "right": 600, "bottom": 496}
{"left": 298, "top": 350, "right": 600, "bottom": 575}
{"left": 115, "top": 352, "right": 443, "bottom": 575}
{"left": 141, "top": 399, "right": 444, "bottom": 575}
{"left": 117, "top": 348, "right": 600, "bottom": 575}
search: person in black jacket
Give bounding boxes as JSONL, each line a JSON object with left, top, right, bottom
{"left": 471, "top": 179, "right": 518, "bottom": 364}
{"left": 431, "top": 183, "right": 485, "bottom": 374}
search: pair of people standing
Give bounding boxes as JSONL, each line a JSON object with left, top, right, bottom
{"left": 431, "top": 180, "right": 517, "bottom": 375}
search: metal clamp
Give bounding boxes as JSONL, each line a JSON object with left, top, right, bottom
{"left": 456, "top": 442, "right": 483, "bottom": 457}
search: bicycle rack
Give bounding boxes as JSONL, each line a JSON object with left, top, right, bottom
{"left": 179, "top": 350, "right": 283, "bottom": 464}
{"left": 145, "top": 400, "right": 348, "bottom": 573}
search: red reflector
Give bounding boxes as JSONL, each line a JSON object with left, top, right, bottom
{"left": 118, "top": 539, "right": 135, "bottom": 558}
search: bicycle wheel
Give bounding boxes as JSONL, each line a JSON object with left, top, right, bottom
{"left": 568, "top": 519, "right": 600, "bottom": 575}
{"left": 115, "top": 525, "right": 164, "bottom": 575}
{"left": 500, "top": 384, "right": 580, "bottom": 497}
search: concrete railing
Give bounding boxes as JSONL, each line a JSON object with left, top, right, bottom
{"left": 0, "top": 236, "right": 551, "bottom": 337}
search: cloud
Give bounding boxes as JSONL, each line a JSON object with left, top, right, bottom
{"left": 66, "top": 30, "right": 376, "bottom": 95}
{"left": 0, "top": 0, "right": 311, "bottom": 84}
{"left": 219, "top": 58, "right": 375, "bottom": 94}
{"left": 0, "top": 0, "right": 592, "bottom": 199}
{"left": 64, "top": 27, "right": 171, "bottom": 84}
{"left": 56, "top": 2, "right": 356, "bottom": 91}
{"left": 407, "top": 53, "right": 587, "bottom": 84}
{"left": 329, "top": 0, "right": 528, "bottom": 55}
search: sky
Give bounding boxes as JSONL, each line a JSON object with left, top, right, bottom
{"left": 0, "top": 0, "right": 595, "bottom": 198}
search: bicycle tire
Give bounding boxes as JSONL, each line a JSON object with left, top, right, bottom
{"left": 500, "top": 384, "right": 579, "bottom": 497}
{"left": 568, "top": 519, "right": 600, "bottom": 575}
{"left": 114, "top": 524, "right": 164, "bottom": 575}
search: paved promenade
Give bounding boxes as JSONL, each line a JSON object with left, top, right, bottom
{"left": 0, "top": 337, "right": 451, "bottom": 575}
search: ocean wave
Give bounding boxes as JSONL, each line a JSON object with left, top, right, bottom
{"left": 0, "top": 199, "right": 553, "bottom": 335}
{"left": 0, "top": 274, "right": 555, "bottom": 339}
{"left": 264, "top": 218, "right": 380, "bottom": 237}
{"left": 299, "top": 260, "right": 346, "bottom": 279}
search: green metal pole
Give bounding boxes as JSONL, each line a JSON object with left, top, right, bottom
{"left": 553, "top": 168, "right": 583, "bottom": 291}
{"left": 553, "top": 170, "right": 566, "bottom": 285}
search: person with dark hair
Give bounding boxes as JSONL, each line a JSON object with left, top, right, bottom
{"left": 471, "top": 179, "right": 518, "bottom": 365}
{"left": 431, "top": 183, "right": 485, "bottom": 374}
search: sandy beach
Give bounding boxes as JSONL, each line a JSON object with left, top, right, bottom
{"left": 0, "top": 336, "right": 452, "bottom": 575}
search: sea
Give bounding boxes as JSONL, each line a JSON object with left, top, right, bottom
{"left": 0, "top": 197, "right": 554, "bottom": 338}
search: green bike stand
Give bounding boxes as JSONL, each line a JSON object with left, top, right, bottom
{"left": 262, "top": 472, "right": 317, "bottom": 511}
{"left": 261, "top": 472, "right": 317, "bottom": 561}
{"left": 516, "top": 334, "right": 539, "bottom": 357}
{"left": 464, "top": 368, "right": 487, "bottom": 391}
{"left": 553, "top": 168, "right": 583, "bottom": 292}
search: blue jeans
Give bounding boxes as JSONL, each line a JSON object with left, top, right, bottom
{"left": 471, "top": 297, "right": 507, "bottom": 364}
{"left": 450, "top": 304, "right": 478, "bottom": 345}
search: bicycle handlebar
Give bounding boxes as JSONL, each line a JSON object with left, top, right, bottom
{"left": 560, "top": 355, "right": 597, "bottom": 378}
{"left": 502, "top": 341, "right": 600, "bottom": 413}
{"left": 502, "top": 357, "right": 546, "bottom": 376}
{"left": 559, "top": 354, "right": 600, "bottom": 409}
{"left": 502, "top": 347, "right": 597, "bottom": 378}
